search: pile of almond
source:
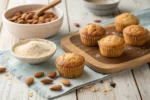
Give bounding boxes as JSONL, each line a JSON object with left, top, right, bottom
{"left": 25, "top": 71, "right": 71, "bottom": 91}
{"left": 8, "top": 11, "right": 58, "bottom": 24}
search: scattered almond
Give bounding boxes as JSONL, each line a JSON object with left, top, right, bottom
{"left": 41, "top": 78, "right": 53, "bottom": 84}
{"left": 94, "top": 19, "right": 101, "bottom": 23}
{"left": 50, "top": 84, "right": 62, "bottom": 91}
{"left": 34, "top": 72, "right": 44, "bottom": 78}
{"left": 74, "top": 23, "right": 80, "bottom": 27}
{"left": 48, "top": 72, "right": 56, "bottom": 78}
{"left": 0, "top": 67, "right": 6, "bottom": 73}
{"left": 61, "top": 79, "right": 70, "bottom": 86}
{"left": 25, "top": 77, "right": 34, "bottom": 85}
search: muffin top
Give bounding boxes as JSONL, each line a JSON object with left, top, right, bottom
{"left": 115, "top": 13, "right": 139, "bottom": 27}
{"left": 55, "top": 53, "right": 85, "bottom": 68}
{"left": 123, "top": 25, "right": 149, "bottom": 36}
{"left": 79, "top": 24, "right": 106, "bottom": 37}
{"left": 99, "top": 35, "right": 125, "bottom": 47}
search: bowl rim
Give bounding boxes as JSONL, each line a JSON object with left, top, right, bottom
{"left": 11, "top": 38, "right": 57, "bottom": 60}
{"left": 83, "top": 0, "right": 120, "bottom": 6}
{"left": 2, "top": 4, "right": 63, "bottom": 26}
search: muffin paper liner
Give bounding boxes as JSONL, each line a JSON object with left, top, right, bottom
{"left": 79, "top": 33, "right": 103, "bottom": 46}
{"left": 124, "top": 33, "right": 149, "bottom": 46}
{"left": 56, "top": 64, "right": 84, "bottom": 78}
{"left": 98, "top": 42, "right": 124, "bottom": 57}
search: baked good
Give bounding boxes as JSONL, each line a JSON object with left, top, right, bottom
{"left": 79, "top": 24, "right": 106, "bottom": 46}
{"left": 123, "top": 25, "right": 149, "bottom": 46}
{"left": 98, "top": 35, "right": 125, "bottom": 57}
{"left": 115, "top": 13, "right": 139, "bottom": 33}
{"left": 55, "top": 53, "right": 85, "bottom": 78}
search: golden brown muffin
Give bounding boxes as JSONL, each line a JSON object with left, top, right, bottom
{"left": 79, "top": 24, "right": 106, "bottom": 46}
{"left": 115, "top": 13, "right": 139, "bottom": 33}
{"left": 98, "top": 35, "right": 125, "bottom": 57}
{"left": 55, "top": 53, "right": 85, "bottom": 78}
{"left": 123, "top": 25, "right": 149, "bottom": 46}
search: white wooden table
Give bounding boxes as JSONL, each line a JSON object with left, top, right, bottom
{"left": 0, "top": 0, "right": 150, "bottom": 100}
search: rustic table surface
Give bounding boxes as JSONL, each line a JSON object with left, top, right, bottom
{"left": 0, "top": 0, "right": 150, "bottom": 100}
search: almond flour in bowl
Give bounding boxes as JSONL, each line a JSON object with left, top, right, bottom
{"left": 11, "top": 39, "right": 56, "bottom": 64}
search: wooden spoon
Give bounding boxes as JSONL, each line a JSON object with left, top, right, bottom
{"left": 29, "top": 0, "right": 61, "bottom": 16}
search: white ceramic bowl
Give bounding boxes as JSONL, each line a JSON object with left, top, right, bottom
{"left": 11, "top": 39, "right": 57, "bottom": 64}
{"left": 83, "top": 0, "right": 120, "bottom": 15}
{"left": 2, "top": 4, "right": 63, "bottom": 39}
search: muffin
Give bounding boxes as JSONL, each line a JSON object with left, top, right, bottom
{"left": 55, "top": 53, "right": 85, "bottom": 78}
{"left": 115, "top": 13, "right": 139, "bottom": 33}
{"left": 123, "top": 25, "right": 149, "bottom": 46}
{"left": 98, "top": 35, "right": 125, "bottom": 57}
{"left": 79, "top": 24, "right": 106, "bottom": 46}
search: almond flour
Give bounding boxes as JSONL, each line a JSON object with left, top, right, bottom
{"left": 14, "top": 41, "right": 51, "bottom": 58}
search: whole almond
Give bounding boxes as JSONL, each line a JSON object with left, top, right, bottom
{"left": 26, "top": 77, "right": 34, "bottom": 85}
{"left": 94, "top": 19, "right": 101, "bottom": 23}
{"left": 32, "top": 20, "right": 38, "bottom": 24}
{"left": 8, "top": 18, "right": 14, "bottom": 21}
{"left": 33, "top": 16, "right": 39, "bottom": 20}
{"left": 43, "top": 14, "right": 49, "bottom": 19}
{"left": 37, "top": 21, "right": 43, "bottom": 24}
{"left": 17, "top": 20, "right": 25, "bottom": 24}
{"left": 50, "top": 84, "right": 62, "bottom": 91}
{"left": 39, "top": 16, "right": 45, "bottom": 22}
{"left": 41, "top": 78, "right": 53, "bottom": 84}
{"left": 27, "top": 19, "right": 33, "bottom": 23}
{"left": 61, "top": 79, "right": 70, "bottom": 86}
{"left": 0, "top": 67, "right": 6, "bottom": 72}
{"left": 74, "top": 23, "right": 80, "bottom": 27}
{"left": 48, "top": 72, "right": 57, "bottom": 78}
{"left": 44, "top": 12, "right": 52, "bottom": 15}
{"left": 25, "top": 13, "right": 33, "bottom": 20}
{"left": 11, "top": 16, "right": 19, "bottom": 21}
{"left": 45, "top": 18, "right": 51, "bottom": 22}
{"left": 15, "top": 11, "right": 22, "bottom": 16}
{"left": 21, "top": 13, "right": 27, "bottom": 19}
{"left": 51, "top": 16, "right": 58, "bottom": 21}
{"left": 34, "top": 72, "right": 44, "bottom": 78}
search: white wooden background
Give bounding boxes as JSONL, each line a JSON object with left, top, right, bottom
{"left": 0, "top": 0, "right": 150, "bottom": 100}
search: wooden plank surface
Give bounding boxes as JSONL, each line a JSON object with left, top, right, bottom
{"left": 0, "top": 0, "right": 9, "bottom": 30}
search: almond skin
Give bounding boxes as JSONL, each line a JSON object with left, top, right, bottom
{"left": 50, "top": 84, "right": 62, "bottom": 91}
{"left": 0, "top": 67, "right": 6, "bottom": 73}
{"left": 34, "top": 72, "right": 44, "bottom": 78}
{"left": 94, "top": 19, "right": 101, "bottom": 23}
{"left": 61, "top": 79, "right": 71, "bottom": 86}
{"left": 26, "top": 77, "right": 34, "bottom": 85}
{"left": 41, "top": 79, "right": 53, "bottom": 84}
{"left": 48, "top": 72, "right": 57, "bottom": 78}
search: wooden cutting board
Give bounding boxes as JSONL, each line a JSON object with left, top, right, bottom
{"left": 61, "top": 24, "right": 150, "bottom": 73}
